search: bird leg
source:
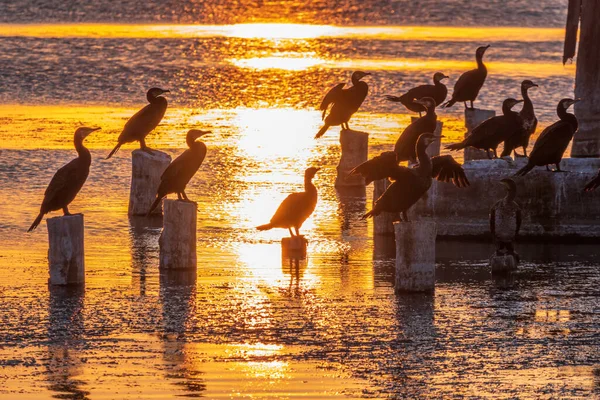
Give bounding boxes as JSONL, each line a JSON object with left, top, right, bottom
{"left": 294, "top": 227, "right": 300, "bottom": 237}
{"left": 181, "top": 191, "right": 198, "bottom": 206}
{"left": 470, "top": 100, "right": 474, "bottom": 109}
{"left": 177, "top": 192, "right": 183, "bottom": 200}
{"left": 464, "top": 102, "right": 468, "bottom": 109}
{"left": 140, "top": 138, "right": 154, "bottom": 154}
{"left": 492, "top": 148, "right": 499, "bottom": 159}
{"left": 546, "top": 165, "right": 551, "bottom": 171}
{"left": 288, "top": 228, "right": 295, "bottom": 237}
{"left": 522, "top": 146, "right": 529, "bottom": 158}
{"left": 418, "top": 111, "right": 423, "bottom": 118}
{"left": 486, "top": 150, "right": 493, "bottom": 160}
{"left": 62, "top": 206, "right": 72, "bottom": 216}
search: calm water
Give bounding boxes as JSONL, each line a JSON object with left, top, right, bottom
{"left": 2, "top": 0, "right": 600, "bottom": 398}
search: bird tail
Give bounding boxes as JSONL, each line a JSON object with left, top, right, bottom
{"left": 256, "top": 223, "right": 273, "bottom": 231}
{"left": 146, "top": 196, "right": 163, "bottom": 217}
{"left": 442, "top": 99, "right": 456, "bottom": 108}
{"left": 385, "top": 95, "right": 402, "bottom": 103}
{"left": 106, "top": 143, "right": 121, "bottom": 160}
{"left": 314, "top": 124, "right": 330, "bottom": 139}
{"left": 445, "top": 142, "right": 465, "bottom": 151}
{"left": 28, "top": 212, "right": 43, "bottom": 232}
{"left": 514, "top": 163, "right": 534, "bottom": 177}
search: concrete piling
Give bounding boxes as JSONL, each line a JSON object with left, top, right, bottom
{"left": 394, "top": 221, "right": 437, "bottom": 293}
{"left": 281, "top": 236, "right": 308, "bottom": 259}
{"left": 47, "top": 214, "right": 85, "bottom": 285}
{"left": 159, "top": 200, "right": 197, "bottom": 270}
{"left": 129, "top": 149, "right": 172, "bottom": 216}
{"left": 335, "top": 129, "right": 369, "bottom": 187}
{"left": 464, "top": 109, "right": 496, "bottom": 161}
{"left": 373, "top": 179, "right": 398, "bottom": 236}
{"left": 490, "top": 254, "right": 518, "bottom": 274}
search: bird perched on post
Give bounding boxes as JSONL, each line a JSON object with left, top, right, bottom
{"left": 502, "top": 80, "right": 539, "bottom": 158}
{"left": 490, "top": 178, "right": 521, "bottom": 258}
{"left": 256, "top": 167, "right": 320, "bottom": 237}
{"left": 393, "top": 97, "right": 438, "bottom": 163}
{"left": 28, "top": 127, "right": 100, "bottom": 232}
{"left": 360, "top": 134, "right": 469, "bottom": 222}
{"left": 515, "top": 98, "right": 580, "bottom": 176}
{"left": 315, "top": 71, "right": 370, "bottom": 138}
{"left": 584, "top": 169, "right": 600, "bottom": 191}
{"left": 385, "top": 72, "right": 449, "bottom": 117}
{"left": 446, "top": 98, "right": 524, "bottom": 159}
{"left": 106, "top": 87, "right": 169, "bottom": 159}
{"left": 146, "top": 129, "right": 210, "bottom": 216}
{"left": 443, "top": 45, "right": 490, "bottom": 109}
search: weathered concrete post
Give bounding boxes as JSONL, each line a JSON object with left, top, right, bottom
{"left": 282, "top": 236, "right": 308, "bottom": 259}
{"left": 490, "top": 254, "right": 518, "bottom": 274}
{"left": 464, "top": 109, "right": 495, "bottom": 161}
{"left": 566, "top": 0, "right": 600, "bottom": 157}
{"left": 394, "top": 221, "right": 436, "bottom": 293}
{"left": 159, "top": 200, "right": 197, "bottom": 270}
{"left": 47, "top": 214, "right": 85, "bottom": 285}
{"left": 373, "top": 179, "right": 398, "bottom": 235}
{"left": 129, "top": 149, "right": 172, "bottom": 216}
{"left": 412, "top": 117, "right": 443, "bottom": 157}
{"left": 335, "top": 129, "right": 369, "bottom": 187}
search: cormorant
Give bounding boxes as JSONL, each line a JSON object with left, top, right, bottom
{"left": 106, "top": 87, "right": 169, "bottom": 159}
{"left": 490, "top": 178, "right": 521, "bottom": 257}
{"left": 584, "top": 169, "right": 600, "bottom": 191}
{"left": 362, "top": 133, "right": 469, "bottom": 222}
{"left": 501, "top": 80, "right": 538, "bottom": 158}
{"left": 315, "top": 71, "right": 370, "bottom": 138}
{"left": 146, "top": 129, "right": 210, "bottom": 216}
{"left": 28, "top": 127, "right": 100, "bottom": 232}
{"left": 443, "top": 45, "right": 490, "bottom": 109}
{"left": 394, "top": 97, "right": 438, "bottom": 163}
{"left": 385, "top": 72, "right": 449, "bottom": 117}
{"left": 446, "top": 98, "right": 523, "bottom": 159}
{"left": 515, "top": 98, "right": 580, "bottom": 176}
{"left": 256, "top": 167, "right": 320, "bottom": 236}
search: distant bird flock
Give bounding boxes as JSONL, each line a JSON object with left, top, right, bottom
{"left": 27, "top": 45, "right": 599, "bottom": 253}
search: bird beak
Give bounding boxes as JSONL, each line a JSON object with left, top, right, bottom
{"left": 532, "top": 83, "right": 539, "bottom": 87}
{"left": 443, "top": 75, "right": 449, "bottom": 79}
{"left": 314, "top": 167, "right": 321, "bottom": 172}
{"left": 363, "top": 73, "right": 372, "bottom": 77}
{"left": 84, "top": 127, "right": 101, "bottom": 138}
{"left": 162, "top": 89, "right": 170, "bottom": 94}
{"left": 193, "top": 130, "right": 211, "bottom": 139}
{"left": 484, "top": 44, "right": 491, "bottom": 49}
{"left": 516, "top": 99, "right": 524, "bottom": 104}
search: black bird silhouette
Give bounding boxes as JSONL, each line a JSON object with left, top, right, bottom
{"left": 256, "top": 167, "right": 319, "bottom": 236}
{"left": 146, "top": 129, "right": 210, "bottom": 215}
{"left": 515, "top": 98, "right": 580, "bottom": 176}
{"left": 446, "top": 98, "right": 523, "bottom": 159}
{"left": 385, "top": 72, "right": 448, "bottom": 117}
{"left": 360, "top": 134, "right": 469, "bottom": 222}
{"left": 28, "top": 127, "right": 100, "bottom": 232}
{"left": 490, "top": 178, "right": 521, "bottom": 256}
{"left": 315, "top": 71, "right": 370, "bottom": 138}
{"left": 443, "top": 45, "right": 490, "bottom": 109}
{"left": 107, "top": 87, "right": 169, "bottom": 159}
{"left": 502, "top": 80, "right": 538, "bottom": 158}
{"left": 584, "top": 169, "right": 600, "bottom": 192}
{"left": 394, "top": 97, "right": 438, "bottom": 163}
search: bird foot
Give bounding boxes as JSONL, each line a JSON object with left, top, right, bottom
{"left": 141, "top": 147, "right": 155, "bottom": 154}
{"left": 552, "top": 169, "right": 569, "bottom": 173}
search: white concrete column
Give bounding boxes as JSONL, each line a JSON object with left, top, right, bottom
{"left": 394, "top": 221, "right": 436, "bottom": 293}
{"left": 335, "top": 129, "right": 369, "bottom": 187}
{"left": 464, "top": 109, "right": 495, "bottom": 161}
{"left": 129, "top": 149, "right": 172, "bottom": 216}
{"left": 47, "top": 214, "right": 85, "bottom": 285}
{"left": 373, "top": 179, "right": 398, "bottom": 235}
{"left": 159, "top": 200, "right": 197, "bottom": 270}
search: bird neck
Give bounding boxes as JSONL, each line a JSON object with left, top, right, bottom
{"left": 147, "top": 93, "right": 164, "bottom": 104}
{"left": 415, "top": 143, "right": 432, "bottom": 175}
{"left": 75, "top": 137, "right": 91, "bottom": 162}
{"left": 557, "top": 105, "right": 578, "bottom": 128}
{"left": 351, "top": 75, "right": 362, "bottom": 86}
{"left": 504, "top": 190, "right": 516, "bottom": 202}
{"left": 304, "top": 177, "right": 317, "bottom": 193}
{"left": 425, "top": 106, "right": 436, "bottom": 117}
{"left": 521, "top": 87, "right": 534, "bottom": 112}
{"left": 502, "top": 103, "right": 515, "bottom": 115}
{"left": 476, "top": 54, "right": 486, "bottom": 71}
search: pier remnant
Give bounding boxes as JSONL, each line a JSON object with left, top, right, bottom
{"left": 282, "top": 236, "right": 308, "bottom": 259}
{"left": 490, "top": 254, "right": 518, "bottom": 274}
{"left": 335, "top": 129, "right": 369, "bottom": 187}
{"left": 47, "top": 214, "right": 85, "bottom": 285}
{"left": 129, "top": 149, "right": 171, "bottom": 216}
{"left": 373, "top": 179, "right": 398, "bottom": 236}
{"left": 394, "top": 221, "right": 436, "bottom": 293}
{"left": 159, "top": 200, "right": 197, "bottom": 270}
{"left": 464, "top": 109, "right": 495, "bottom": 161}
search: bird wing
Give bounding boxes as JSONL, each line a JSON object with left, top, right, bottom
{"left": 319, "top": 83, "right": 346, "bottom": 120}
{"left": 119, "top": 102, "right": 166, "bottom": 142}
{"left": 451, "top": 69, "right": 478, "bottom": 98}
{"left": 403, "top": 84, "right": 435, "bottom": 103}
{"left": 42, "top": 159, "right": 79, "bottom": 207}
{"left": 270, "top": 192, "right": 306, "bottom": 224}
{"left": 349, "top": 151, "right": 398, "bottom": 184}
{"left": 584, "top": 169, "right": 600, "bottom": 192}
{"left": 530, "top": 120, "right": 572, "bottom": 154}
{"left": 430, "top": 155, "right": 470, "bottom": 187}
{"left": 160, "top": 150, "right": 189, "bottom": 182}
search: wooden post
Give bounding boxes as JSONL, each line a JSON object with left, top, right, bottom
{"left": 282, "top": 236, "right": 308, "bottom": 259}
{"left": 129, "top": 149, "right": 172, "bottom": 216}
{"left": 47, "top": 214, "right": 85, "bottom": 285}
{"left": 335, "top": 129, "right": 369, "bottom": 187}
{"left": 490, "top": 254, "right": 518, "bottom": 274}
{"left": 394, "top": 221, "right": 436, "bottom": 293}
{"left": 464, "top": 109, "right": 495, "bottom": 161}
{"left": 411, "top": 118, "right": 443, "bottom": 157}
{"left": 159, "top": 200, "right": 197, "bottom": 270}
{"left": 373, "top": 179, "right": 398, "bottom": 235}
{"left": 570, "top": 0, "right": 600, "bottom": 157}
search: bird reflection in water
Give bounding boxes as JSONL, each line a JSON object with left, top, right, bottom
{"left": 282, "top": 255, "right": 307, "bottom": 296}
{"left": 128, "top": 215, "right": 163, "bottom": 296}
{"left": 335, "top": 186, "right": 366, "bottom": 237}
{"left": 46, "top": 286, "right": 89, "bottom": 400}
{"left": 160, "top": 269, "right": 206, "bottom": 397}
